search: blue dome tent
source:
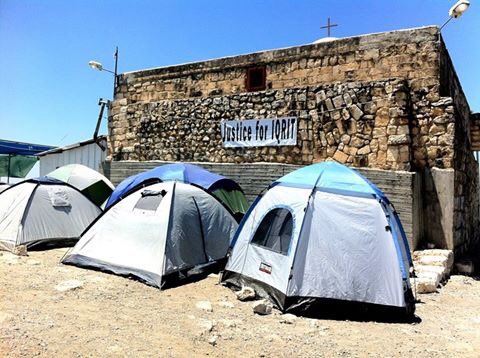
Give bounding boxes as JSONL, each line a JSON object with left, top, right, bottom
{"left": 106, "top": 163, "right": 249, "bottom": 221}
{"left": 222, "top": 161, "right": 415, "bottom": 316}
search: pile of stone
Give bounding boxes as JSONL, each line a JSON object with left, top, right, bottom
{"left": 411, "top": 249, "right": 454, "bottom": 294}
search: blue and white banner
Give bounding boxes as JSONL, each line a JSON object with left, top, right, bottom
{"left": 221, "top": 117, "right": 297, "bottom": 148}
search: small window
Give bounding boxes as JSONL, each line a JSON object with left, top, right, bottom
{"left": 246, "top": 66, "right": 266, "bottom": 92}
{"left": 251, "top": 208, "right": 293, "bottom": 255}
{"left": 134, "top": 190, "right": 166, "bottom": 211}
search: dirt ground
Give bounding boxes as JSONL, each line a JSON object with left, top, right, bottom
{"left": 1, "top": 249, "right": 479, "bottom": 357}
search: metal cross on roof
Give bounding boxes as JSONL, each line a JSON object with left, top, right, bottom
{"left": 320, "top": 17, "right": 338, "bottom": 37}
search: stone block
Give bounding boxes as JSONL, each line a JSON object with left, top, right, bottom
{"left": 333, "top": 150, "right": 348, "bottom": 163}
{"left": 415, "top": 271, "right": 441, "bottom": 294}
{"left": 429, "top": 124, "right": 445, "bottom": 136}
{"left": 388, "top": 134, "right": 410, "bottom": 145}
{"left": 414, "top": 249, "right": 454, "bottom": 270}
{"left": 415, "top": 255, "right": 449, "bottom": 269}
{"left": 386, "top": 147, "right": 400, "bottom": 162}
{"left": 397, "top": 125, "right": 410, "bottom": 135}
{"left": 357, "top": 145, "right": 371, "bottom": 155}
{"left": 325, "top": 98, "right": 334, "bottom": 111}
{"left": 349, "top": 104, "right": 363, "bottom": 120}
{"left": 332, "top": 95, "right": 344, "bottom": 109}
{"left": 415, "top": 264, "right": 446, "bottom": 279}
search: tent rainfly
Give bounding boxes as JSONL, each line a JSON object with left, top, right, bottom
{"left": 0, "top": 177, "right": 102, "bottom": 253}
{"left": 47, "top": 164, "right": 114, "bottom": 207}
{"left": 222, "top": 161, "right": 415, "bottom": 316}
{"left": 105, "top": 163, "right": 249, "bottom": 221}
{"left": 62, "top": 181, "right": 238, "bottom": 288}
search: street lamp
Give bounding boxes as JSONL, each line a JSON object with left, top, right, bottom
{"left": 88, "top": 46, "right": 119, "bottom": 94}
{"left": 440, "top": 0, "right": 471, "bottom": 30}
{"left": 88, "top": 47, "right": 119, "bottom": 150}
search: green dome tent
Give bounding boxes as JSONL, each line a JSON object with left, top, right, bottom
{"left": 47, "top": 164, "right": 114, "bottom": 207}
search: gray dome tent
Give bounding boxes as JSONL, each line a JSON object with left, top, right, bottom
{"left": 222, "top": 162, "right": 415, "bottom": 317}
{"left": 0, "top": 177, "right": 102, "bottom": 253}
{"left": 62, "top": 181, "right": 238, "bottom": 288}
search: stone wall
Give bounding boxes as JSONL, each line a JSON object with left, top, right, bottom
{"left": 439, "top": 39, "right": 480, "bottom": 255}
{"left": 109, "top": 26, "right": 457, "bottom": 174}
{"left": 114, "top": 27, "right": 439, "bottom": 103}
{"left": 109, "top": 78, "right": 457, "bottom": 174}
{"left": 106, "top": 26, "right": 479, "bottom": 255}
{"left": 106, "top": 160, "right": 422, "bottom": 250}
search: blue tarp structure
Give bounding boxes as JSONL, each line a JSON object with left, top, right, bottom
{"left": 0, "top": 139, "right": 55, "bottom": 180}
{"left": 0, "top": 139, "right": 54, "bottom": 156}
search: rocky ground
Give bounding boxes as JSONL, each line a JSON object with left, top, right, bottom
{"left": 1, "top": 249, "right": 479, "bottom": 357}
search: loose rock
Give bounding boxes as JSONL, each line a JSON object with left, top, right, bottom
{"left": 54, "top": 280, "right": 83, "bottom": 292}
{"left": 196, "top": 301, "right": 213, "bottom": 312}
{"left": 252, "top": 299, "right": 273, "bottom": 315}
{"left": 236, "top": 286, "right": 256, "bottom": 301}
{"left": 0, "top": 311, "right": 12, "bottom": 324}
{"left": 208, "top": 335, "right": 218, "bottom": 346}
{"left": 197, "top": 319, "right": 215, "bottom": 335}
{"left": 13, "top": 245, "right": 28, "bottom": 256}
{"left": 279, "top": 313, "right": 297, "bottom": 324}
{"left": 27, "top": 260, "right": 41, "bottom": 266}
{"left": 218, "top": 300, "right": 235, "bottom": 309}
{"left": 221, "top": 319, "right": 238, "bottom": 328}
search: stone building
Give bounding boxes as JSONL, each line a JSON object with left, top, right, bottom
{"left": 105, "top": 26, "right": 479, "bottom": 256}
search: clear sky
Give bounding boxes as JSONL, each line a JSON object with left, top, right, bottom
{"left": 1, "top": 0, "right": 479, "bottom": 148}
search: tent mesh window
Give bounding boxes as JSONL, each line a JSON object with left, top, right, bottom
{"left": 134, "top": 190, "right": 166, "bottom": 211}
{"left": 251, "top": 207, "right": 293, "bottom": 255}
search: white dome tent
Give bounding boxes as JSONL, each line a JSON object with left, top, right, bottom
{"left": 62, "top": 181, "right": 238, "bottom": 288}
{"left": 222, "top": 162, "right": 415, "bottom": 317}
{"left": 0, "top": 177, "right": 102, "bottom": 253}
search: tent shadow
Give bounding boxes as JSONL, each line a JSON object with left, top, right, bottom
{"left": 161, "top": 260, "right": 226, "bottom": 290}
{"left": 27, "top": 239, "right": 78, "bottom": 252}
{"left": 61, "top": 258, "right": 227, "bottom": 291}
{"left": 285, "top": 300, "right": 422, "bottom": 324}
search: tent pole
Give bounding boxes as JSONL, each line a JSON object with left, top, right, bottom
{"left": 285, "top": 170, "right": 325, "bottom": 289}
{"left": 7, "top": 154, "right": 11, "bottom": 184}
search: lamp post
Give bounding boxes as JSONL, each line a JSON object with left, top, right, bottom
{"left": 440, "top": 0, "right": 470, "bottom": 30}
{"left": 88, "top": 46, "right": 119, "bottom": 97}
{"left": 88, "top": 47, "right": 118, "bottom": 150}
